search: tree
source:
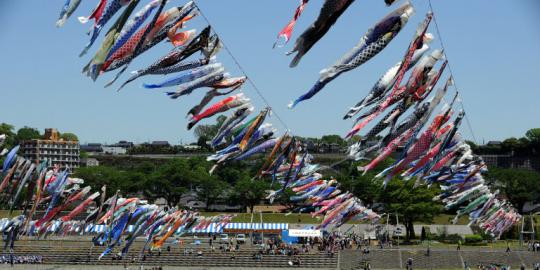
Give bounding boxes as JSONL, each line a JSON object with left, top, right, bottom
{"left": 320, "top": 134, "right": 346, "bottom": 147}
{"left": 73, "top": 166, "right": 129, "bottom": 197}
{"left": 485, "top": 167, "right": 540, "bottom": 212}
{"left": 15, "top": 126, "right": 41, "bottom": 143}
{"left": 525, "top": 128, "right": 540, "bottom": 143}
{"left": 349, "top": 135, "right": 362, "bottom": 143}
{"left": 197, "top": 136, "right": 210, "bottom": 150}
{"left": 502, "top": 138, "right": 520, "bottom": 150}
{"left": 196, "top": 176, "right": 228, "bottom": 211}
{"left": 193, "top": 115, "right": 227, "bottom": 150}
{"left": 213, "top": 162, "right": 250, "bottom": 185}
{"left": 194, "top": 116, "right": 227, "bottom": 138}
{"left": 525, "top": 128, "right": 540, "bottom": 155}
{"left": 272, "top": 188, "right": 297, "bottom": 211}
{"left": 465, "top": 140, "right": 478, "bottom": 152}
{"left": 183, "top": 156, "right": 230, "bottom": 209}
{"left": 60, "top": 132, "right": 78, "bottom": 141}
{"left": 0, "top": 123, "right": 16, "bottom": 148}
{"left": 378, "top": 179, "right": 442, "bottom": 240}
{"left": 143, "top": 159, "right": 198, "bottom": 207}
{"left": 232, "top": 178, "right": 269, "bottom": 213}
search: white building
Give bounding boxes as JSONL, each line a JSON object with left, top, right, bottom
{"left": 101, "top": 146, "right": 127, "bottom": 155}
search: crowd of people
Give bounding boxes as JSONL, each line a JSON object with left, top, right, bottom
{"left": 169, "top": 231, "right": 378, "bottom": 260}
{"left": 89, "top": 232, "right": 540, "bottom": 269}
{"left": 0, "top": 254, "right": 43, "bottom": 264}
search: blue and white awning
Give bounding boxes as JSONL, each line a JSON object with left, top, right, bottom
{"left": 0, "top": 218, "right": 9, "bottom": 232}
{"left": 188, "top": 222, "right": 223, "bottom": 234}
{"left": 224, "top": 223, "right": 288, "bottom": 231}
{"left": 91, "top": 224, "right": 106, "bottom": 233}
{"left": 81, "top": 222, "right": 288, "bottom": 235}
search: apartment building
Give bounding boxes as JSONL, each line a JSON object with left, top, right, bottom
{"left": 21, "top": 128, "right": 80, "bottom": 171}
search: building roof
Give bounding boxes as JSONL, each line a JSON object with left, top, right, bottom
{"left": 114, "top": 141, "right": 134, "bottom": 148}
{"left": 80, "top": 144, "right": 103, "bottom": 152}
{"left": 487, "top": 141, "right": 502, "bottom": 146}
{"left": 151, "top": 141, "right": 170, "bottom": 146}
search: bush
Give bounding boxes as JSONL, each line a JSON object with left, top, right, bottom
{"left": 464, "top": 234, "right": 483, "bottom": 245}
{"left": 438, "top": 233, "right": 462, "bottom": 244}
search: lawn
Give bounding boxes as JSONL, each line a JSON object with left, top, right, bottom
{"left": 199, "top": 212, "right": 470, "bottom": 225}
{"left": 0, "top": 210, "right": 21, "bottom": 218}
{"left": 200, "top": 212, "right": 322, "bottom": 224}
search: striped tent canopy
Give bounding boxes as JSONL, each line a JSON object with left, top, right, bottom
{"left": 224, "top": 223, "right": 288, "bottom": 230}
{"left": 0, "top": 218, "right": 9, "bottom": 231}
{"left": 83, "top": 222, "right": 225, "bottom": 235}
{"left": 188, "top": 222, "right": 224, "bottom": 234}
{"left": 47, "top": 220, "right": 62, "bottom": 232}
{"left": 87, "top": 224, "right": 106, "bottom": 233}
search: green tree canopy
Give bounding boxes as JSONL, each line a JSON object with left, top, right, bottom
{"left": 60, "top": 132, "right": 78, "bottom": 141}
{"left": 73, "top": 166, "right": 129, "bottom": 198}
{"left": 15, "top": 126, "right": 41, "bottom": 142}
{"left": 502, "top": 137, "right": 521, "bottom": 150}
{"left": 193, "top": 115, "right": 227, "bottom": 144}
{"left": 0, "top": 123, "right": 16, "bottom": 148}
{"left": 378, "top": 179, "right": 442, "bottom": 240}
{"left": 320, "top": 134, "right": 346, "bottom": 147}
{"left": 194, "top": 116, "right": 225, "bottom": 150}
{"left": 144, "top": 158, "right": 200, "bottom": 207}
{"left": 231, "top": 178, "right": 269, "bottom": 213}
{"left": 196, "top": 175, "right": 228, "bottom": 211}
{"left": 485, "top": 167, "right": 540, "bottom": 212}
{"left": 525, "top": 128, "right": 540, "bottom": 143}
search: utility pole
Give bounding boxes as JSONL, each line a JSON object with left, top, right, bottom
{"left": 396, "top": 212, "right": 400, "bottom": 248}
{"left": 250, "top": 210, "right": 254, "bottom": 247}
{"left": 385, "top": 213, "right": 390, "bottom": 245}
{"left": 260, "top": 211, "right": 264, "bottom": 247}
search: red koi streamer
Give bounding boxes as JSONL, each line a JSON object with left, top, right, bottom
{"left": 381, "top": 13, "right": 433, "bottom": 112}
{"left": 274, "top": 0, "right": 309, "bottom": 48}
{"left": 79, "top": 0, "right": 108, "bottom": 25}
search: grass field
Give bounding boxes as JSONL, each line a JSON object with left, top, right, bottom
{"left": 0, "top": 209, "right": 21, "bottom": 218}
{"left": 201, "top": 212, "right": 470, "bottom": 225}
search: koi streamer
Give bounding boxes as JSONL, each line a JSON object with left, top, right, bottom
{"left": 37, "top": 0, "right": 522, "bottom": 247}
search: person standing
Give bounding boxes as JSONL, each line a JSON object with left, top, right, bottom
{"left": 406, "top": 257, "right": 413, "bottom": 270}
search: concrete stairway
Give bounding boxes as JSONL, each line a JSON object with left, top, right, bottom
{"left": 10, "top": 240, "right": 337, "bottom": 269}
{"left": 338, "top": 249, "right": 540, "bottom": 269}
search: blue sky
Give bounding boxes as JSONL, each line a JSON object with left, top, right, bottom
{"left": 0, "top": 0, "right": 539, "bottom": 145}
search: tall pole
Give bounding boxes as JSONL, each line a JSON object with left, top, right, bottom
{"left": 259, "top": 211, "right": 264, "bottom": 247}
{"left": 396, "top": 212, "right": 400, "bottom": 248}
{"left": 250, "top": 210, "right": 254, "bottom": 247}
{"left": 520, "top": 216, "right": 524, "bottom": 247}
{"left": 385, "top": 213, "right": 389, "bottom": 245}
